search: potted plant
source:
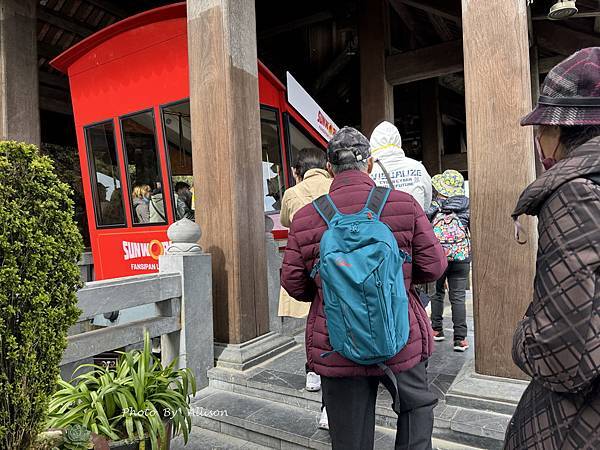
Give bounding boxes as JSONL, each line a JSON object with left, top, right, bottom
{"left": 45, "top": 332, "right": 196, "bottom": 450}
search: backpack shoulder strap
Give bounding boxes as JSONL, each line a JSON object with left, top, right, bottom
{"left": 313, "top": 194, "right": 337, "bottom": 225}
{"left": 375, "top": 160, "right": 395, "bottom": 190}
{"left": 366, "top": 186, "right": 392, "bottom": 218}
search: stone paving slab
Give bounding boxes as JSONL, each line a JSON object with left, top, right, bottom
{"left": 171, "top": 426, "right": 271, "bottom": 450}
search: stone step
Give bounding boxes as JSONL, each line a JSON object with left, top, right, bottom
{"left": 190, "top": 387, "right": 486, "bottom": 450}
{"left": 171, "top": 426, "right": 272, "bottom": 450}
{"left": 207, "top": 366, "right": 504, "bottom": 449}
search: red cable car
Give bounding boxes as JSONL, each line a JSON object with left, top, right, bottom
{"left": 51, "top": 3, "right": 334, "bottom": 280}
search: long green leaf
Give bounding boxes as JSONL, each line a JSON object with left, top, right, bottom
{"left": 134, "top": 418, "right": 146, "bottom": 442}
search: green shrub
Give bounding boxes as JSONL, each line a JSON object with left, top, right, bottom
{"left": 0, "top": 141, "right": 83, "bottom": 449}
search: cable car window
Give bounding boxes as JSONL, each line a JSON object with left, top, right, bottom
{"left": 260, "top": 107, "right": 284, "bottom": 213}
{"left": 162, "top": 101, "right": 194, "bottom": 221}
{"left": 287, "top": 118, "right": 322, "bottom": 170}
{"left": 120, "top": 110, "right": 165, "bottom": 225}
{"left": 85, "top": 121, "right": 126, "bottom": 227}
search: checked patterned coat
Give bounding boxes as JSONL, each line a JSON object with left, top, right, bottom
{"left": 505, "top": 138, "right": 600, "bottom": 450}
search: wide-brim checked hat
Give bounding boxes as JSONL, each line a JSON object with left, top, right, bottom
{"left": 522, "top": 47, "right": 600, "bottom": 126}
{"left": 327, "top": 126, "right": 371, "bottom": 164}
{"left": 432, "top": 170, "right": 465, "bottom": 198}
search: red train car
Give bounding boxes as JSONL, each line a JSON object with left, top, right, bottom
{"left": 52, "top": 3, "right": 337, "bottom": 280}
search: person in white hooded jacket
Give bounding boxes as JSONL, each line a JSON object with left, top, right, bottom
{"left": 369, "top": 120, "right": 432, "bottom": 211}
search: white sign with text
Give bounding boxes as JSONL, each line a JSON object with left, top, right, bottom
{"left": 286, "top": 72, "right": 339, "bottom": 142}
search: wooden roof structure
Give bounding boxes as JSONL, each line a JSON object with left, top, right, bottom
{"left": 38, "top": 0, "right": 600, "bottom": 156}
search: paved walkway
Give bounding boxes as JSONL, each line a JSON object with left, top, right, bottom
{"left": 173, "top": 294, "right": 477, "bottom": 449}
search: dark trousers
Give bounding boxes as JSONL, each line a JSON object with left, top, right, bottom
{"left": 321, "top": 361, "right": 437, "bottom": 450}
{"left": 430, "top": 261, "right": 469, "bottom": 340}
{"left": 305, "top": 362, "right": 326, "bottom": 411}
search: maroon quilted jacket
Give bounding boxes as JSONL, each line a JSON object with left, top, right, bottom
{"left": 281, "top": 170, "right": 447, "bottom": 377}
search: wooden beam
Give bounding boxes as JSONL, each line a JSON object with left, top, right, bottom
{"left": 439, "top": 88, "right": 466, "bottom": 121}
{"left": 38, "top": 8, "right": 95, "bottom": 37}
{"left": 39, "top": 71, "right": 69, "bottom": 90}
{"left": 39, "top": 96, "right": 72, "bottom": 115}
{"left": 1, "top": 0, "right": 40, "bottom": 144}
{"left": 397, "top": 0, "right": 461, "bottom": 25}
{"left": 420, "top": 79, "right": 443, "bottom": 175}
{"left": 386, "top": 40, "right": 463, "bottom": 85}
{"left": 462, "top": 0, "right": 536, "bottom": 379}
{"left": 530, "top": 46, "right": 545, "bottom": 177}
{"left": 534, "top": 21, "right": 600, "bottom": 56}
{"left": 187, "top": 0, "right": 269, "bottom": 343}
{"left": 39, "top": 85, "right": 70, "bottom": 105}
{"left": 38, "top": 41, "right": 64, "bottom": 60}
{"left": 258, "top": 11, "right": 333, "bottom": 40}
{"left": 389, "top": 0, "right": 427, "bottom": 47}
{"left": 439, "top": 73, "right": 465, "bottom": 96}
{"left": 84, "top": 0, "right": 128, "bottom": 19}
{"left": 360, "top": 0, "right": 394, "bottom": 136}
{"left": 428, "top": 12, "right": 455, "bottom": 41}
{"left": 314, "top": 36, "right": 357, "bottom": 92}
{"left": 539, "top": 55, "right": 565, "bottom": 74}
{"left": 442, "top": 153, "right": 467, "bottom": 172}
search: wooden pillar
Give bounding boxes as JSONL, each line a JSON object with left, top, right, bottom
{"left": 420, "top": 79, "right": 443, "bottom": 175}
{"left": 0, "top": 0, "right": 39, "bottom": 144}
{"left": 186, "top": 0, "right": 269, "bottom": 344}
{"left": 359, "top": 0, "right": 394, "bottom": 137}
{"left": 462, "top": 0, "right": 537, "bottom": 379}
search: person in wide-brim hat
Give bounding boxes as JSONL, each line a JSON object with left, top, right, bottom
{"left": 505, "top": 47, "right": 600, "bottom": 450}
{"left": 431, "top": 170, "right": 465, "bottom": 198}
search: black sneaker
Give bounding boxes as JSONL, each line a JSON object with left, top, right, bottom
{"left": 432, "top": 330, "right": 445, "bottom": 341}
{"left": 453, "top": 339, "right": 470, "bottom": 352}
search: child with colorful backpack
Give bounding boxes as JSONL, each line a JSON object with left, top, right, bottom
{"left": 426, "top": 170, "right": 471, "bottom": 352}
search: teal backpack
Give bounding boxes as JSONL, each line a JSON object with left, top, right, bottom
{"left": 311, "top": 187, "right": 411, "bottom": 366}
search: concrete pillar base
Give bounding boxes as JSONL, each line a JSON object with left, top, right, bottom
{"left": 443, "top": 358, "right": 529, "bottom": 445}
{"left": 447, "top": 359, "right": 528, "bottom": 415}
{"left": 214, "top": 332, "right": 297, "bottom": 371}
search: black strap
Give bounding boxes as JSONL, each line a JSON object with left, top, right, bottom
{"left": 375, "top": 160, "right": 395, "bottom": 190}
{"left": 313, "top": 195, "right": 336, "bottom": 224}
{"left": 539, "top": 95, "right": 600, "bottom": 107}
{"left": 366, "top": 187, "right": 390, "bottom": 216}
{"left": 378, "top": 363, "right": 402, "bottom": 415}
{"left": 150, "top": 200, "right": 167, "bottom": 222}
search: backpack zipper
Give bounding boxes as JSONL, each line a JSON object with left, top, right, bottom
{"left": 375, "top": 271, "right": 394, "bottom": 347}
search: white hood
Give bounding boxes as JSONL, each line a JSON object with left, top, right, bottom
{"left": 370, "top": 121, "right": 405, "bottom": 158}
{"left": 369, "top": 121, "right": 432, "bottom": 210}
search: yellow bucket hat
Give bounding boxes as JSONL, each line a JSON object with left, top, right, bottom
{"left": 432, "top": 170, "right": 465, "bottom": 197}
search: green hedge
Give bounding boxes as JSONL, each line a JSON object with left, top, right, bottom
{"left": 0, "top": 141, "right": 83, "bottom": 449}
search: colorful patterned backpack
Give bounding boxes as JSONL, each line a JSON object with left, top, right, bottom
{"left": 432, "top": 212, "right": 471, "bottom": 261}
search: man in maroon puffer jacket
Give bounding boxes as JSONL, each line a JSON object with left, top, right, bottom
{"left": 281, "top": 127, "right": 447, "bottom": 450}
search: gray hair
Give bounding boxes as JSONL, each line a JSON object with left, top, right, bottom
{"left": 329, "top": 150, "right": 370, "bottom": 174}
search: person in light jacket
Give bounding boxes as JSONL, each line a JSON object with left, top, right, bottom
{"left": 505, "top": 48, "right": 600, "bottom": 449}
{"left": 279, "top": 147, "right": 332, "bottom": 429}
{"left": 280, "top": 148, "right": 332, "bottom": 229}
{"left": 131, "top": 184, "right": 151, "bottom": 223}
{"left": 369, "top": 121, "right": 432, "bottom": 211}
